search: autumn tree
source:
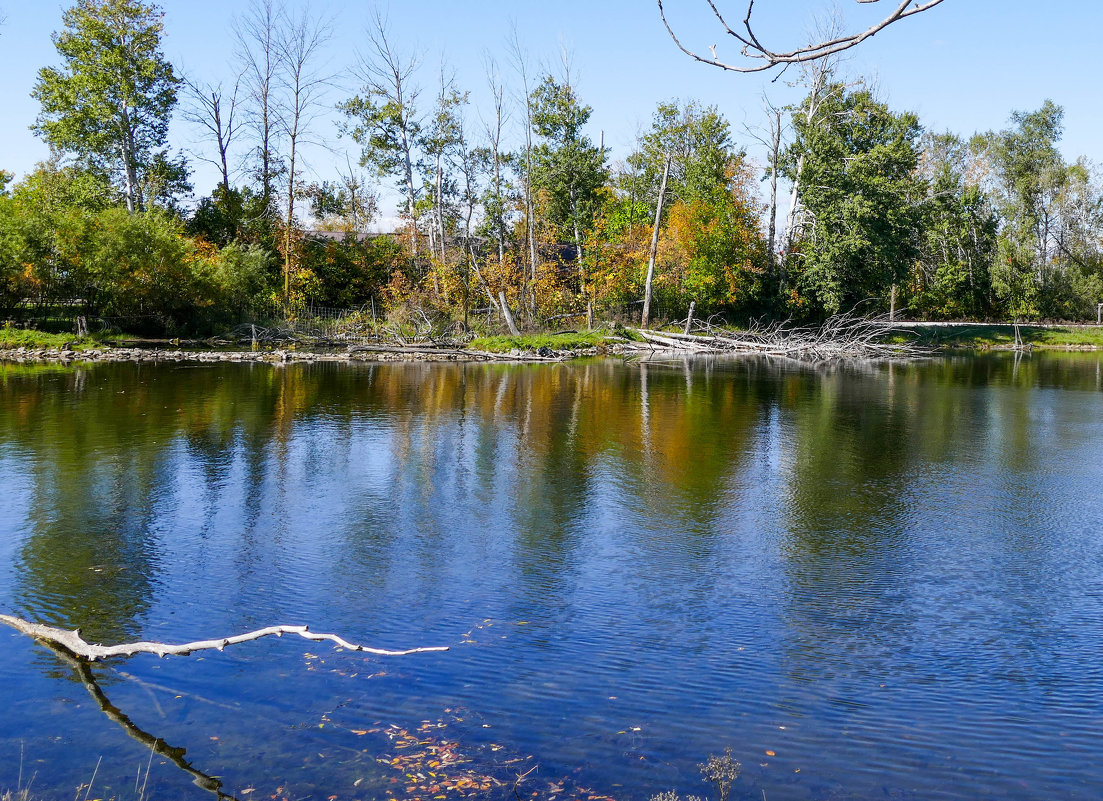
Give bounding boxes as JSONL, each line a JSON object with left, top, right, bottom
{"left": 33, "top": 0, "right": 182, "bottom": 213}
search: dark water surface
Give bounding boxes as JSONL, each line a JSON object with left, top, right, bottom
{"left": 1, "top": 354, "right": 1102, "bottom": 801}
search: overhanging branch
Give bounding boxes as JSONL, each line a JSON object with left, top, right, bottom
{"left": 657, "top": 0, "right": 948, "bottom": 73}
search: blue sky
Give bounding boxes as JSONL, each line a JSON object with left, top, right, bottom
{"left": 1, "top": 1, "right": 1100, "bottom": 223}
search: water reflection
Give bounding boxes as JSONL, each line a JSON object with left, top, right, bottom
{"left": 2, "top": 354, "right": 1103, "bottom": 800}
{"left": 37, "top": 640, "right": 241, "bottom": 801}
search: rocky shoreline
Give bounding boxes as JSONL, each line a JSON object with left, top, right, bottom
{"left": 0, "top": 344, "right": 588, "bottom": 365}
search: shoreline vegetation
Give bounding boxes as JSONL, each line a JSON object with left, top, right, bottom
{"left": 6, "top": 3, "right": 1103, "bottom": 360}
{"left": 4, "top": 322, "right": 1103, "bottom": 366}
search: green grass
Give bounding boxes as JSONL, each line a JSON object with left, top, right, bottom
{"left": 467, "top": 331, "right": 613, "bottom": 353}
{"left": 901, "top": 323, "right": 1103, "bottom": 350}
{"left": 0, "top": 326, "right": 136, "bottom": 350}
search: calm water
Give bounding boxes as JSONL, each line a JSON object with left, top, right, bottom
{"left": 1, "top": 354, "right": 1102, "bottom": 801}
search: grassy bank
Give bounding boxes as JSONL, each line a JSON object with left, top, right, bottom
{"left": 896, "top": 323, "right": 1103, "bottom": 350}
{"left": 0, "top": 327, "right": 137, "bottom": 350}
{"left": 466, "top": 331, "right": 616, "bottom": 353}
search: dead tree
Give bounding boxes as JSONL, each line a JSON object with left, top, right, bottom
{"left": 641, "top": 154, "right": 671, "bottom": 329}
{"left": 744, "top": 93, "right": 785, "bottom": 274}
{"left": 507, "top": 27, "right": 539, "bottom": 315}
{"left": 234, "top": 0, "right": 285, "bottom": 215}
{"left": 657, "top": 0, "right": 948, "bottom": 74}
{"left": 275, "top": 8, "right": 332, "bottom": 301}
{"left": 182, "top": 75, "right": 241, "bottom": 196}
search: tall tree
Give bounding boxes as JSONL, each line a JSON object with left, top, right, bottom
{"left": 340, "top": 11, "right": 423, "bottom": 261}
{"left": 529, "top": 75, "right": 607, "bottom": 291}
{"left": 630, "top": 100, "right": 736, "bottom": 208}
{"left": 911, "top": 132, "right": 998, "bottom": 319}
{"left": 420, "top": 66, "right": 467, "bottom": 269}
{"left": 274, "top": 6, "right": 331, "bottom": 301}
{"left": 782, "top": 83, "right": 922, "bottom": 315}
{"left": 32, "top": 0, "right": 181, "bottom": 213}
{"left": 235, "top": 0, "right": 284, "bottom": 217}
{"left": 507, "top": 28, "right": 539, "bottom": 312}
{"left": 182, "top": 74, "right": 240, "bottom": 196}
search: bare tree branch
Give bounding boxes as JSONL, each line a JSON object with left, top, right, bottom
{"left": 657, "top": 0, "right": 948, "bottom": 73}
{"left": 0, "top": 614, "right": 449, "bottom": 661}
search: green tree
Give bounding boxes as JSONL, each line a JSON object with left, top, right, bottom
{"left": 528, "top": 76, "right": 607, "bottom": 288}
{"left": 782, "top": 84, "right": 922, "bottom": 316}
{"left": 339, "top": 12, "right": 423, "bottom": 260}
{"left": 628, "top": 100, "right": 735, "bottom": 208}
{"left": 910, "top": 132, "right": 998, "bottom": 319}
{"left": 977, "top": 101, "right": 1103, "bottom": 319}
{"left": 32, "top": 0, "right": 182, "bottom": 213}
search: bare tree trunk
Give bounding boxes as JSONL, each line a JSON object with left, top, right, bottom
{"left": 183, "top": 76, "right": 240, "bottom": 196}
{"left": 766, "top": 107, "right": 781, "bottom": 274}
{"left": 642, "top": 154, "right": 671, "bottom": 328}
{"left": 120, "top": 108, "right": 139, "bottom": 212}
{"left": 684, "top": 300, "right": 696, "bottom": 334}
{"left": 499, "top": 291, "right": 520, "bottom": 336}
{"left": 508, "top": 29, "right": 538, "bottom": 314}
{"left": 235, "top": 0, "right": 282, "bottom": 216}
{"left": 276, "top": 8, "right": 331, "bottom": 303}
{"left": 436, "top": 161, "right": 446, "bottom": 264}
{"left": 484, "top": 60, "right": 508, "bottom": 294}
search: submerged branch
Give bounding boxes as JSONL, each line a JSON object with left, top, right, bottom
{"left": 45, "top": 642, "right": 241, "bottom": 801}
{"left": 0, "top": 615, "right": 449, "bottom": 661}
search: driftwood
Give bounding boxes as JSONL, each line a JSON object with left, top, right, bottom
{"left": 623, "top": 311, "right": 930, "bottom": 361}
{"left": 0, "top": 615, "right": 448, "bottom": 662}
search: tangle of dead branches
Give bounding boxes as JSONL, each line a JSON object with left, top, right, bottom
{"left": 624, "top": 311, "right": 929, "bottom": 361}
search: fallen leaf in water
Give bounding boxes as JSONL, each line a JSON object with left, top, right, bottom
{"left": 765, "top": 750, "right": 775, "bottom": 756}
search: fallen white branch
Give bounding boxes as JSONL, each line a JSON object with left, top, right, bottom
{"left": 0, "top": 614, "right": 449, "bottom": 661}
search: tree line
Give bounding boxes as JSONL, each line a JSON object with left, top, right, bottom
{"left": 1, "top": 0, "right": 1101, "bottom": 336}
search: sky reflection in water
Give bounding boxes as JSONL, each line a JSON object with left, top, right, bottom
{"left": 1, "top": 354, "right": 1102, "bottom": 801}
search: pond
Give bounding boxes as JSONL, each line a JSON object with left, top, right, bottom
{"left": 1, "top": 354, "right": 1102, "bottom": 801}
